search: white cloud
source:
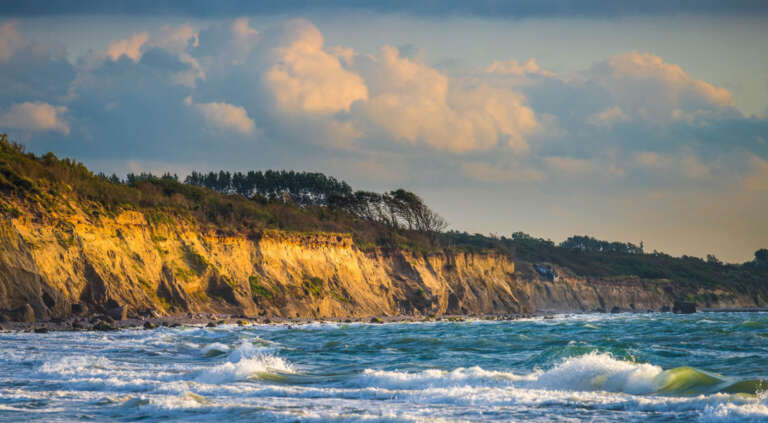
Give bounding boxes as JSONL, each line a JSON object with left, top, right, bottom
{"left": 487, "top": 58, "right": 555, "bottom": 77}
{"left": 356, "top": 46, "right": 538, "bottom": 153}
{"left": 0, "top": 21, "right": 24, "bottom": 62}
{"left": 106, "top": 32, "right": 149, "bottom": 62}
{"left": 103, "top": 25, "right": 204, "bottom": 86}
{"left": 185, "top": 97, "right": 255, "bottom": 134}
{"left": 587, "top": 51, "right": 735, "bottom": 123}
{"left": 0, "top": 102, "right": 69, "bottom": 134}
{"left": 261, "top": 19, "right": 368, "bottom": 115}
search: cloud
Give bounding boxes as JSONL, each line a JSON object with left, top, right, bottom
{"left": 0, "top": 21, "right": 24, "bottom": 61}
{"left": 356, "top": 46, "right": 538, "bottom": 153}
{"left": 106, "top": 32, "right": 149, "bottom": 62}
{"left": 0, "top": 101, "right": 69, "bottom": 134}
{"left": 103, "top": 26, "right": 203, "bottom": 86}
{"left": 461, "top": 161, "right": 544, "bottom": 183}
{"left": 487, "top": 58, "right": 555, "bottom": 77}
{"left": 230, "top": 18, "right": 260, "bottom": 64}
{"left": 185, "top": 97, "right": 255, "bottom": 134}
{"left": 586, "top": 51, "right": 735, "bottom": 123}
{"left": 586, "top": 106, "right": 630, "bottom": 127}
{"left": 261, "top": 19, "right": 368, "bottom": 115}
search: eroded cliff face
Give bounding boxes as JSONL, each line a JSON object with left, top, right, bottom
{"left": 0, "top": 197, "right": 763, "bottom": 321}
{"left": 0, "top": 199, "right": 529, "bottom": 320}
{"left": 515, "top": 262, "right": 764, "bottom": 312}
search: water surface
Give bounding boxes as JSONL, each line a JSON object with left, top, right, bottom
{"left": 1, "top": 313, "right": 767, "bottom": 422}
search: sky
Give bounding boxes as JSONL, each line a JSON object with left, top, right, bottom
{"left": 1, "top": 1, "right": 767, "bottom": 262}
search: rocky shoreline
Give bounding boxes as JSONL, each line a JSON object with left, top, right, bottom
{"left": 0, "top": 306, "right": 737, "bottom": 333}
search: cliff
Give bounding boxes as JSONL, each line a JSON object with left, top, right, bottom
{"left": 1, "top": 195, "right": 763, "bottom": 322}
{"left": 0, "top": 197, "right": 531, "bottom": 320}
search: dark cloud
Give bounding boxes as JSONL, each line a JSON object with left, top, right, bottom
{"left": 3, "top": 0, "right": 767, "bottom": 17}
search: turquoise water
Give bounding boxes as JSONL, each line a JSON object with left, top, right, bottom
{"left": 1, "top": 313, "right": 767, "bottom": 422}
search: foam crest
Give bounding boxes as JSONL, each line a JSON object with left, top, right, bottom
{"left": 196, "top": 341, "right": 294, "bottom": 384}
{"left": 355, "top": 366, "right": 526, "bottom": 390}
{"left": 531, "top": 351, "right": 662, "bottom": 394}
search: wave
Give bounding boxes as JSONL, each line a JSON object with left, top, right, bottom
{"left": 196, "top": 341, "right": 294, "bottom": 384}
{"left": 357, "top": 352, "right": 766, "bottom": 397}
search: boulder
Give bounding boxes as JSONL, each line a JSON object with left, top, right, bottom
{"left": 11, "top": 304, "right": 35, "bottom": 322}
{"left": 206, "top": 322, "right": 217, "bottom": 328}
{"left": 106, "top": 306, "right": 127, "bottom": 321}
{"left": 93, "top": 320, "right": 116, "bottom": 331}
{"left": 370, "top": 317, "right": 384, "bottom": 324}
{"left": 71, "top": 303, "right": 87, "bottom": 315}
{"left": 610, "top": 306, "right": 621, "bottom": 314}
{"left": 673, "top": 301, "right": 696, "bottom": 314}
{"left": 33, "top": 327, "right": 49, "bottom": 334}
{"left": 143, "top": 321, "right": 157, "bottom": 330}
{"left": 660, "top": 305, "right": 671, "bottom": 312}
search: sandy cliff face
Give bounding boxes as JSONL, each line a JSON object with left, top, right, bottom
{"left": 0, "top": 197, "right": 762, "bottom": 321}
{"left": 0, "top": 199, "right": 529, "bottom": 319}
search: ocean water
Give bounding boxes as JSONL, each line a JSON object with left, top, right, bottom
{"left": 1, "top": 313, "right": 767, "bottom": 422}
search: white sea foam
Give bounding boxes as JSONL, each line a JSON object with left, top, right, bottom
{"left": 196, "top": 341, "right": 294, "bottom": 384}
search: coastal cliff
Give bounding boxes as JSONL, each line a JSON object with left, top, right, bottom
{"left": 1, "top": 135, "right": 765, "bottom": 322}
{"left": 1, "top": 196, "right": 764, "bottom": 322}
{"left": 0, "top": 198, "right": 530, "bottom": 320}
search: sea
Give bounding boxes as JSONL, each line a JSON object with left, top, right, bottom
{"left": 1, "top": 312, "right": 767, "bottom": 422}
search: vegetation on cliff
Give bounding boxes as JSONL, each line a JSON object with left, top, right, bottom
{"left": 1, "top": 133, "right": 766, "bottom": 302}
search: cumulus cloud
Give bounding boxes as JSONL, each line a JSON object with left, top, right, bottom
{"left": 586, "top": 51, "right": 735, "bottom": 123}
{"left": 103, "top": 25, "right": 204, "bottom": 86}
{"left": 355, "top": 46, "right": 538, "bottom": 153}
{"left": 0, "top": 102, "right": 69, "bottom": 134}
{"left": 261, "top": 19, "right": 368, "bottom": 115}
{"left": 185, "top": 97, "right": 255, "bottom": 134}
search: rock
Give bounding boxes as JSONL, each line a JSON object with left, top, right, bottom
{"left": 93, "top": 320, "right": 116, "bottom": 331}
{"left": 170, "top": 323, "right": 181, "bottom": 328}
{"left": 237, "top": 319, "right": 248, "bottom": 326}
{"left": 11, "top": 304, "right": 35, "bottom": 323}
{"left": 263, "top": 318, "right": 272, "bottom": 324}
{"left": 143, "top": 321, "right": 157, "bottom": 330}
{"left": 72, "top": 321, "right": 84, "bottom": 330}
{"left": 673, "top": 301, "right": 696, "bottom": 314}
{"left": 610, "top": 306, "right": 621, "bottom": 314}
{"left": 0, "top": 324, "right": 6, "bottom": 331}
{"left": 206, "top": 322, "right": 217, "bottom": 328}
{"left": 71, "top": 303, "right": 87, "bottom": 315}
{"left": 34, "top": 327, "right": 49, "bottom": 334}
{"left": 370, "top": 317, "right": 384, "bottom": 324}
{"left": 106, "top": 306, "right": 127, "bottom": 321}
{"left": 660, "top": 305, "right": 671, "bottom": 312}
